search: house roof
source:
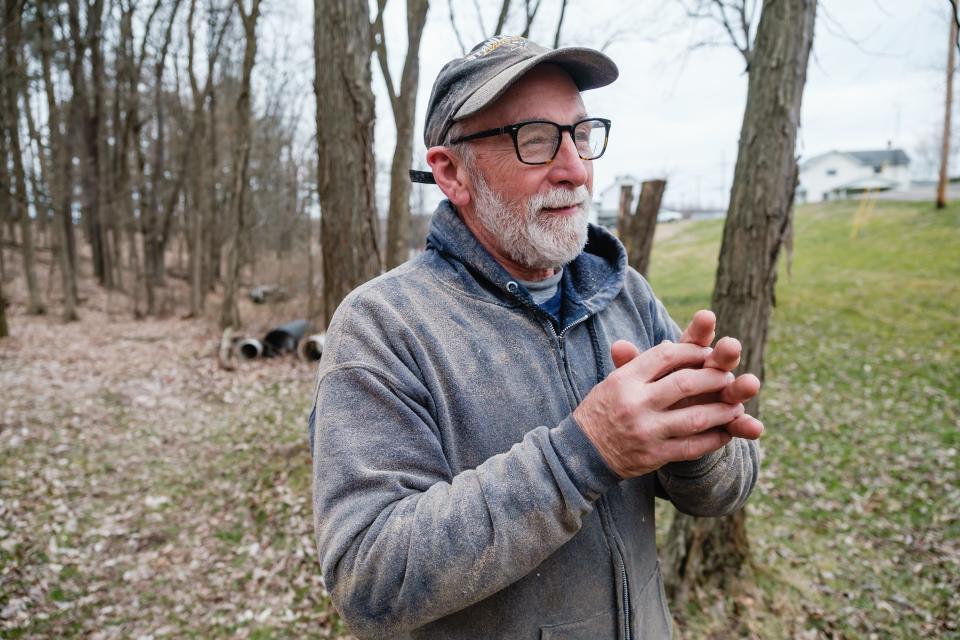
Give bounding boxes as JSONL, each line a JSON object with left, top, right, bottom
{"left": 801, "top": 148, "right": 910, "bottom": 169}
{"left": 847, "top": 149, "right": 910, "bottom": 167}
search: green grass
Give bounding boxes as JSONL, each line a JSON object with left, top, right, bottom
{"left": 649, "top": 199, "right": 960, "bottom": 638}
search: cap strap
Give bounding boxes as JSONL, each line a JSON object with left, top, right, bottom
{"left": 409, "top": 170, "right": 437, "bottom": 184}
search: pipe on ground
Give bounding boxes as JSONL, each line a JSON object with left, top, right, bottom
{"left": 263, "top": 319, "right": 311, "bottom": 357}
{"left": 237, "top": 338, "right": 264, "bottom": 360}
{"left": 298, "top": 333, "right": 326, "bottom": 362}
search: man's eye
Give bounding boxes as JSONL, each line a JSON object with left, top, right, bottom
{"left": 520, "top": 136, "right": 550, "bottom": 147}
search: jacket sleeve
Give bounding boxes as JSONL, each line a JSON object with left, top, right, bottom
{"left": 646, "top": 291, "right": 762, "bottom": 517}
{"left": 310, "top": 362, "right": 621, "bottom": 638}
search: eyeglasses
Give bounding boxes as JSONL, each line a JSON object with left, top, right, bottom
{"left": 449, "top": 117, "right": 611, "bottom": 165}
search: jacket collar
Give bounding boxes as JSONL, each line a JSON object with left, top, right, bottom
{"left": 425, "top": 199, "right": 627, "bottom": 320}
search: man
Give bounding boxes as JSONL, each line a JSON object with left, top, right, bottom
{"left": 310, "top": 35, "right": 763, "bottom": 639}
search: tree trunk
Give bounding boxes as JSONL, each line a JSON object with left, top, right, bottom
{"left": 315, "top": 0, "right": 383, "bottom": 327}
{"left": 220, "top": 0, "right": 262, "bottom": 329}
{"left": 615, "top": 184, "right": 632, "bottom": 241}
{"left": 937, "top": 9, "right": 956, "bottom": 209}
{"left": 664, "top": 0, "right": 817, "bottom": 604}
{"left": 622, "top": 179, "right": 666, "bottom": 278}
{"left": 41, "top": 0, "right": 80, "bottom": 314}
{"left": 3, "top": 0, "right": 44, "bottom": 315}
{"left": 378, "top": 0, "right": 430, "bottom": 270}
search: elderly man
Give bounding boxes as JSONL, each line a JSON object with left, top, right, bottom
{"left": 310, "top": 35, "right": 763, "bottom": 639}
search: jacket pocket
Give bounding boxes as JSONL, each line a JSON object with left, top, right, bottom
{"left": 540, "top": 611, "right": 615, "bottom": 639}
{"left": 633, "top": 561, "right": 673, "bottom": 639}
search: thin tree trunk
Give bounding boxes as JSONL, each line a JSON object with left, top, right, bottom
{"left": 315, "top": 0, "right": 383, "bottom": 327}
{"left": 937, "top": 7, "right": 957, "bottom": 209}
{"left": 377, "top": 0, "right": 430, "bottom": 270}
{"left": 3, "top": 0, "right": 44, "bottom": 315}
{"left": 664, "top": 0, "right": 817, "bottom": 604}
{"left": 616, "top": 183, "right": 632, "bottom": 240}
{"left": 0, "top": 273, "right": 8, "bottom": 337}
{"left": 220, "top": 0, "right": 263, "bottom": 329}
{"left": 43, "top": 0, "right": 80, "bottom": 312}
{"left": 627, "top": 179, "right": 666, "bottom": 278}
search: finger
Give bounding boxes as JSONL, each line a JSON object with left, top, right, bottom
{"left": 659, "top": 402, "right": 745, "bottom": 439}
{"left": 720, "top": 373, "right": 760, "bottom": 405}
{"left": 679, "top": 309, "right": 716, "bottom": 347}
{"left": 611, "top": 340, "right": 641, "bottom": 369}
{"left": 620, "top": 341, "right": 713, "bottom": 382}
{"left": 704, "top": 336, "right": 741, "bottom": 372}
{"left": 648, "top": 368, "right": 735, "bottom": 410}
{"left": 724, "top": 413, "right": 764, "bottom": 439}
{"left": 661, "top": 428, "right": 733, "bottom": 462}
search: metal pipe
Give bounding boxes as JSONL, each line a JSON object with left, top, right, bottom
{"left": 298, "top": 333, "right": 326, "bottom": 362}
{"left": 262, "top": 319, "right": 311, "bottom": 357}
{"left": 237, "top": 338, "right": 263, "bottom": 359}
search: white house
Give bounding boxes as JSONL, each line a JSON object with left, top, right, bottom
{"left": 593, "top": 175, "right": 681, "bottom": 229}
{"left": 797, "top": 148, "right": 910, "bottom": 203}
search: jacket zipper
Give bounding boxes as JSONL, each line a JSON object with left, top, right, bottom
{"left": 621, "top": 558, "right": 631, "bottom": 640}
{"left": 511, "top": 294, "right": 633, "bottom": 640}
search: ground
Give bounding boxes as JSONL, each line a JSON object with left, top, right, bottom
{"left": 1, "top": 199, "right": 958, "bottom": 638}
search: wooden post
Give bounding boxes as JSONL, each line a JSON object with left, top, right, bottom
{"left": 937, "top": 7, "right": 957, "bottom": 209}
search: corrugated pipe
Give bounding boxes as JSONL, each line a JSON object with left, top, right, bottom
{"left": 237, "top": 338, "right": 264, "bottom": 359}
{"left": 263, "top": 319, "right": 311, "bottom": 357}
{"left": 298, "top": 333, "right": 326, "bottom": 362}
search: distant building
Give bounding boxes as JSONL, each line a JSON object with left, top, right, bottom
{"left": 593, "top": 175, "right": 684, "bottom": 230}
{"left": 797, "top": 148, "right": 910, "bottom": 203}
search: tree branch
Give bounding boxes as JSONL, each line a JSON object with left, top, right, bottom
{"left": 521, "top": 0, "right": 542, "bottom": 38}
{"left": 370, "top": 0, "right": 400, "bottom": 116}
{"left": 493, "top": 0, "right": 510, "bottom": 35}
{"left": 553, "top": 0, "right": 568, "bottom": 48}
{"left": 448, "top": 0, "right": 467, "bottom": 55}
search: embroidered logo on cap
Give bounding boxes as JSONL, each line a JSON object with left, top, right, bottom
{"left": 464, "top": 35, "right": 528, "bottom": 61}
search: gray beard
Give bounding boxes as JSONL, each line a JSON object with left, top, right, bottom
{"left": 469, "top": 170, "right": 591, "bottom": 270}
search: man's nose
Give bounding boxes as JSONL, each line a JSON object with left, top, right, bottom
{"left": 546, "top": 132, "right": 589, "bottom": 187}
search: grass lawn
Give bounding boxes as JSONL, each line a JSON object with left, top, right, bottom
{"left": 649, "top": 199, "right": 960, "bottom": 638}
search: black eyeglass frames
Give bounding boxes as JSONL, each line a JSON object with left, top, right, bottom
{"left": 449, "top": 117, "right": 611, "bottom": 165}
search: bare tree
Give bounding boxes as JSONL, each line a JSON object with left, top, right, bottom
{"left": 185, "top": 0, "right": 233, "bottom": 318}
{"left": 0, "top": 277, "right": 8, "bottom": 337}
{"left": 373, "top": 0, "right": 430, "bottom": 270}
{"left": 619, "top": 179, "right": 666, "bottom": 278}
{"left": 663, "top": 0, "right": 817, "bottom": 603}
{"left": 220, "top": 0, "right": 263, "bottom": 329}
{"left": 2, "top": 0, "right": 44, "bottom": 315}
{"left": 937, "top": 1, "right": 957, "bottom": 208}
{"left": 314, "top": 0, "right": 383, "bottom": 327}
{"left": 37, "top": 0, "right": 79, "bottom": 320}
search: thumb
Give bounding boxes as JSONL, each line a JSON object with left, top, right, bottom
{"left": 611, "top": 340, "right": 642, "bottom": 369}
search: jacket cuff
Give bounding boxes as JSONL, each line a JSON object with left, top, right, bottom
{"left": 549, "top": 415, "right": 622, "bottom": 500}
{"left": 661, "top": 446, "right": 727, "bottom": 479}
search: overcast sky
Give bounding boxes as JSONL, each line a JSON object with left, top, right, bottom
{"left": 277, "top": 0, "right": 954, "bottom": 211}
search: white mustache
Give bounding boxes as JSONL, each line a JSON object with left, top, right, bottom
{"left": 530, "top": 186, "right": 590, "bottom": 210}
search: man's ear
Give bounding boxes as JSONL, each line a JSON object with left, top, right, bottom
{"left": 426, "top": 146, "right": 471, "bottom": 207}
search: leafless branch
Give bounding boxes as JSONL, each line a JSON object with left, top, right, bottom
{"left": 448, "top": 0, "right": 467, "bottom": 55}
{"left": 493, "top": 0, "right": 510, "bottom": 35}
{"left": 818, "top": 2, "right": 899, "bottom": 58}
{"left": 370, "top": 0, "right": 400, "bottom": 116}
{"left": 472, "top": 0, "right": 487, "bottom": 38}
{"left": 951, "top": 0, "right": 960, "bottom": 57}
{"left": 553, "top": 0, "right": 568, "bottom": 48}
{"left": 521, "top": 0, "right": 542, "bottom": 38}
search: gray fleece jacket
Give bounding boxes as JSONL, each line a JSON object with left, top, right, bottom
{"left": 309, "top": 200, "right": 759, "bottom": 639}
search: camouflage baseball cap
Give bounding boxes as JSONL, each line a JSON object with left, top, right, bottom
{"left": 410, "top": 35, "right": 618, "bottom": 184}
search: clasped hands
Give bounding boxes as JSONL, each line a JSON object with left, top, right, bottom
{"left": 573, "top": 310, "right": 764, "bottom": 480}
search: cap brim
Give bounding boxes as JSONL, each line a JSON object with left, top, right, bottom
{"left": 454, "top": 47, "right": 619, "bottom": 121}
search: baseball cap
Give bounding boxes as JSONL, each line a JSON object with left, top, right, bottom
{"left": 410, "top": 35, "right": 619, "bottom": 184}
